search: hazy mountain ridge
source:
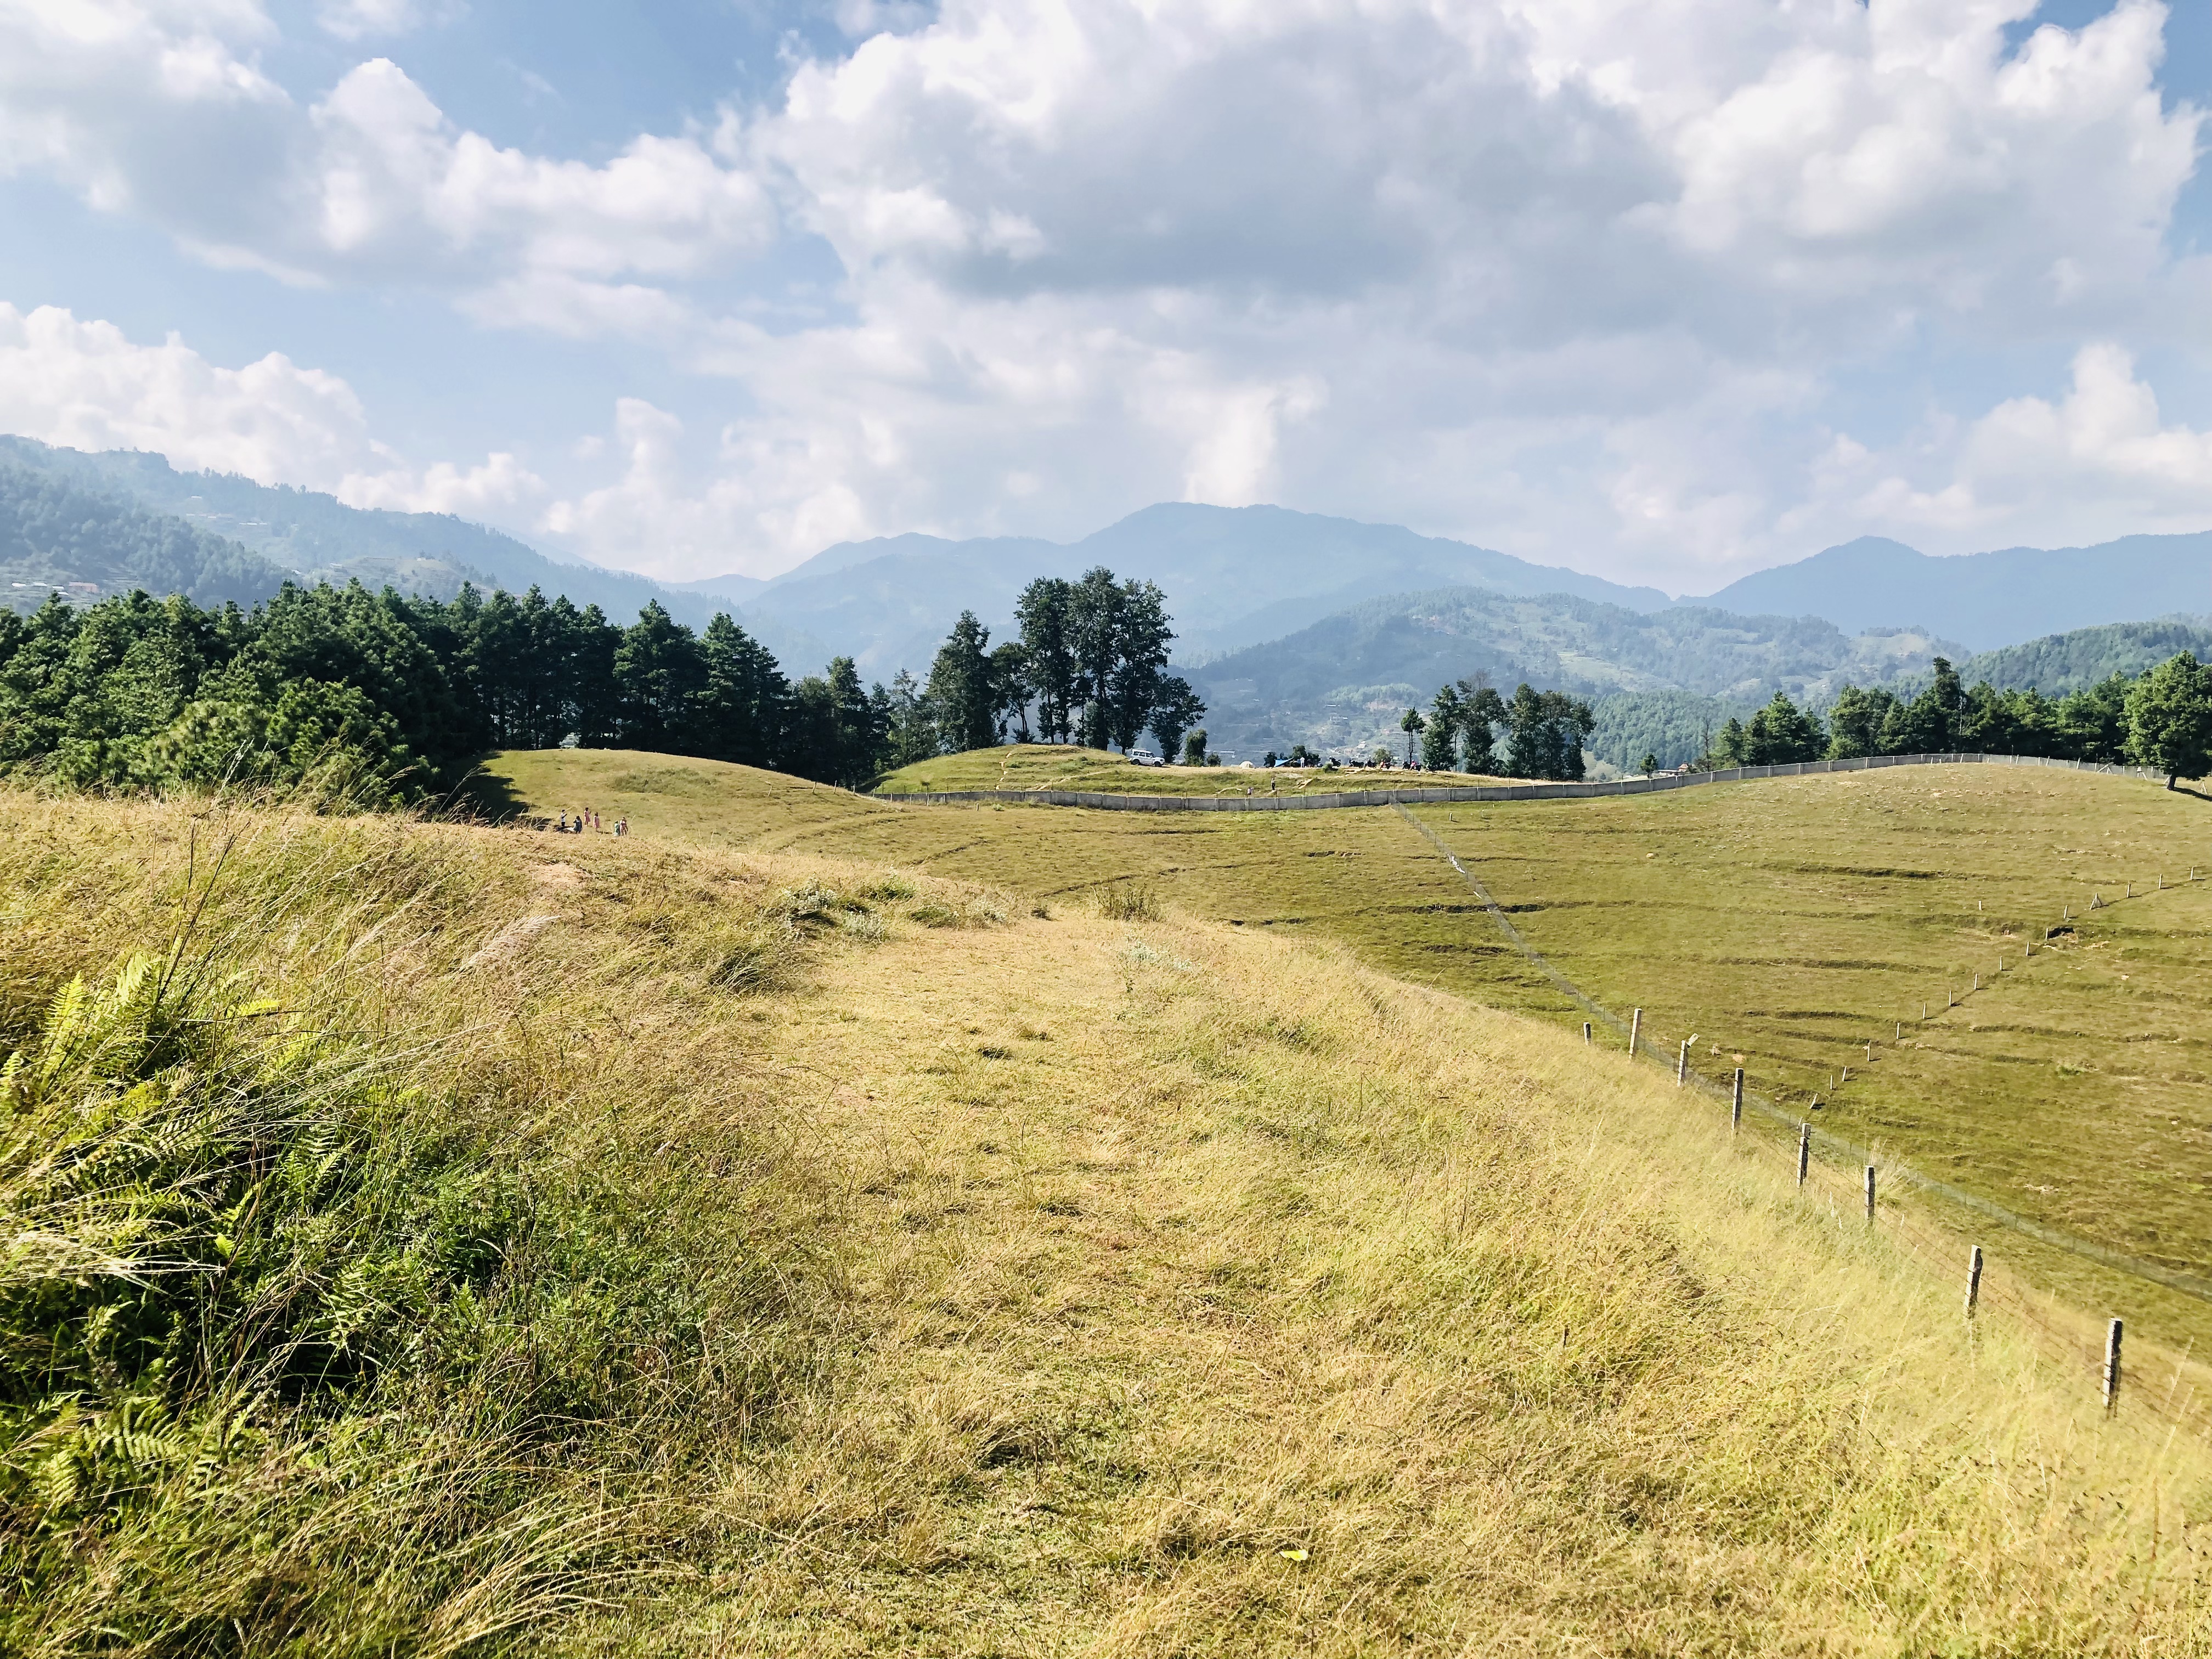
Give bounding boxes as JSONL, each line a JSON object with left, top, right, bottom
{"left": 1693, "top": 532, "right": 2210, "bottom": 651}
{"left": 0, "top": 437, "right": 836, "bottom": 670}
{"left": 732, "top": 503, "right": 1677, "bottom": 679}
{"left": 1, "top": 460, "right": 294, "bottom": 610}
{"left": 1182, "top": 585, "right": 1961, "bottom": 763}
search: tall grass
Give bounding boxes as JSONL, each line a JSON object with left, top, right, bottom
{"left": 0, "top": 798, "right": 878, "bottom": 1655}
{"left": 5, "top": 788, "right": 2208, "bottom": 1653}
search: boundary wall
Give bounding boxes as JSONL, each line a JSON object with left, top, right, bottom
{"left": 877, "top": 751, "right": 2163, "bottom": 811}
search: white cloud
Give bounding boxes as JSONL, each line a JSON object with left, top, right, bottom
{"left": 1839, "top": 343, "right": 2212, "bottom": 544}
{"left": 0, "top": 300, "right": 546, "bottom": 520}
{"left": 0, "top": 5, "right": 775, "bottom": 297}
{"left": 0, "top": 0, "right": 2204, "bottom": 586}
{"left": 0, "top": 298, "right": 374, "bottom": 484}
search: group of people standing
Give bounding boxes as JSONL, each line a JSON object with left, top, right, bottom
{"left": 552, "top": 808, "right": 627, "bottom": 837}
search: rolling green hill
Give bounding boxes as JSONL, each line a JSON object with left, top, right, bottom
{"left": 12, "top": 778, "right": 2206, "bottom": 1651}
{"left": 484, "top": 746, "right": 2212, "bottom": 1355}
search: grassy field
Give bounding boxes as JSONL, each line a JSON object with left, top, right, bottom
{"left": 873, "top": 741, "right": 1512, "bottom": 795}
{"left": 7, "top": 785, "right": 2210, "bottom": 1652}
{"left": 479, "top": 749, "right": 2212, "bottom": 1356}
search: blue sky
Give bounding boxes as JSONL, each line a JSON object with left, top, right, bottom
{"left": 0, "top": 0, "right": 2204, "bottom": 593}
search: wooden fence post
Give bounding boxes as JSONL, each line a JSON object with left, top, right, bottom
{"left": 1582, "top": 1020, "right": 1592, "bottom": 1044}
{"left": 1965, "top": 1245, "right": 1983, "bottom": 1318}
{"left": 1731, "top": 1069, "right": 1743, "bottom": 1132}
{"left": 1678, "top": 1038, "right": 1690, "bottom": 1086}
{"left": 2103, "top": 1319, "right": 2123, "bottom": 1414}
{"left": 1797, "top": 1123, "right": 1811, "bottom": 1187}
{"left": 1864, "top": 1164, "right": 1875, "bottom": 1221}
{"left": 1629, "top": 1008, "right": 1641, "bottom": 1057}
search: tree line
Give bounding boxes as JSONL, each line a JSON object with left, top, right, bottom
{"left": 0, "top": 562, "right": 1210, "bottom": 800}
{"left": 895, "top": 568, "right": 1206, "bottom": 766}
{"left": 0, "top": 583, "right": 888, "bottom": 797}
{"left": 1404, "top": 675, "right": 1598, "bottom": 781}
{"left": 1697, "top": 656, "right": 2212, "bottom": 786}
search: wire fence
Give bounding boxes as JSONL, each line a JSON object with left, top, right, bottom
{"left": 1394, "top": 803, "right": 2211, "bottom": 1437}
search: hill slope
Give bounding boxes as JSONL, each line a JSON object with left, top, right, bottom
{"left": 1183, "top": 585, "right": 1957, "bottom": 763}
{"left": 1959, "top": 614, "right": 2212, "bottom": 693}
{"left": 9, "top": 784, "right": 2207, "bottom": 1650}
{"left": 0, "top": 437, "right": 834, "bottom": 667}
{"left": 739, "top": 502, "right": 1678, "bottom": 679}
{"left": 487, "top": 748, "right": 2212, "bottom": 1356}
{"left": 1696, "top": 531, "right": 2211, "bottom": 650}
{"left": 1, "top": 460, "right": 292, "bottom": 609}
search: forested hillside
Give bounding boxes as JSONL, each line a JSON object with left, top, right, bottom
{"left": 0, "top": 585, "right": 866, "bottom": 798}
{"left": 1959, "top": 616, "right": 2212, "bottom": 696}
{"left": 1, "top": 463, "right": 292, "bottom": 610}
{"left": 1186, "top": 585, "right": 1955, "bottom": 762}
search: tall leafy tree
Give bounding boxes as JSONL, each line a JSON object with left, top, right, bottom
{"left": 1148, "top": 675, "right": 1205, "bottom": 762}
{"left": 927, "top": 611, "right": 1000, "bottom": 754}
{"left": 1825, "top": 684, "right": 1896, "bottom": 759}
{"left": 988, "top": 641, "right": 1034, "bottom": 742}
{"left": 613, "top": 602, "right": 707, "bottom": 752}
{"left": 1500, "top": 684, "right": 1595, "bottom": 780}
{"left": 1422, "top": 684, "right": 1463, "bottom": 771}
{"left": 1743, "top": 692, "right": 1825, "bottom": 764}
{"left": 883, "top": 669, "right": 940, "bottom": 768}
{"left": 1105, "top": 579, "right": 1173, "bottom": 752}
{"left": 2125, "top": 652, "right": 2212, "bottom": 787}
{"left": 1456, "top": 676, "right": 1505, "bottom": 774}
{"left": 1068, "top": 567, "right": 1125, "bottom": 748}
{"left": 696, "top": 612, "right": 788, "bottom": 765}
{"left": 1015, "top": 576, "right": 1077, "bottom": 743}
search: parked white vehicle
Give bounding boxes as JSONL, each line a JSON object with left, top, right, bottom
{"left": 1128, "top": 749, "right": 1166, "bottom": 766}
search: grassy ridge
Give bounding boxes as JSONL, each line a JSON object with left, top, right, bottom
{"left": 6, "top": 788, "right": 2210, "bottom": 1650}
{"left": 481, "top": 749, "right": 2212, "bottom": 1354}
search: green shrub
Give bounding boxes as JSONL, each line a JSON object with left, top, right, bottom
{"left": 1096, "top": 882, "right": 1160, "bottom": 922}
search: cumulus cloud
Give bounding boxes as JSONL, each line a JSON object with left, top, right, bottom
{"left": 0, "top": 300, "right": 546, "bottom": 520}
{"left": 0, "top": 299, "right": 374, "bottom": 483}
{"left": 0, "top": 3, "right": 775, "bottom": 301}
{"left": 1836, "top": 343, "right": 2212, "bottom": 545}
{"left": 0, "top": 0, "right": 2204, "bottom": 584}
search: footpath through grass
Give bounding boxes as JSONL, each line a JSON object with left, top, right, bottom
{"left": 479, "top": 749, "right": 2212, "bottom": 1355}
{"left": 6, "top": 786, "right": 2210, "bottom": 1652}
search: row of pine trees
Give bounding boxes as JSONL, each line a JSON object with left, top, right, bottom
{"left": 0, "top": 564, "right": 1212, "bottom": 799}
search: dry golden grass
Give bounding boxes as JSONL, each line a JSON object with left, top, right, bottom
{"left": 480, "top": 748, "right": 2212, "bottom": 1359}
{"left": 627, "top": 889, "right": 2212, "bottom": 1655}
{"left": 27, "top": 783, "right": 2200, "bottom": 1650}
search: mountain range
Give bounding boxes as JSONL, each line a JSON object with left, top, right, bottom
{"left": 1, "top": 433, "right": 2204, "bottom": 766}
{"left": 1183, "top": 586, "right": 1961, "bottom": 767}
{"left": 1700, "top": 533, "right": 2208, "bottom": 651}
{"left": 0, "top": 436, "right": 834, "bottom": 670}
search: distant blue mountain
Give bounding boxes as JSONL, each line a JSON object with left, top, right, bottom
{"left": 736, "top": 503, "right": 1675, "bottom": 678}
{"left": 1692, "top": 533, "right": 2210, "bottom": 652}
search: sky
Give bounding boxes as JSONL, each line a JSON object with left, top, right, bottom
{"left": 0, "top": 0, "right": 2205, "bottom": 596}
